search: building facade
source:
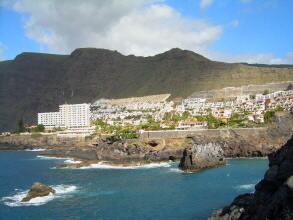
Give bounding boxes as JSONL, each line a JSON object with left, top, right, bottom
{"left": 38, "top": 103, "right": 91, "bottom": 129}
{"left": 59, "top": 103, "right": 91, "bottom": 128}
{"left": 38, "top": 112, "right": 62, "bottom": 129}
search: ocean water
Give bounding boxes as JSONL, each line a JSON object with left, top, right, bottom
{"left": 0, "top": 151, "right": 268, "bottom": 220}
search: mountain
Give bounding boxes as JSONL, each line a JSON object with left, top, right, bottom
{"left": 1, "top": 48, "right": 293, "bottom": 131}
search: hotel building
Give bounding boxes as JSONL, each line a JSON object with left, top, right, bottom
{"left": 38, "top": 103, "right": 91, "bottom": 129}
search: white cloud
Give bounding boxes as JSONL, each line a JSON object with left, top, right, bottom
{"left": 9, "top": 0, "right": 223, "bottom": 56}
{"left": 6, "top": 0, "right": 291, "bottom": 64}
{"left": 206, "top": 51, "right": 293, "bottom": 64}
{"left": 200, "top": 0, "right": 214, "bottom": 10}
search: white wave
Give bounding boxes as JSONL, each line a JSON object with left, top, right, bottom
{"left": 235, "top": 184, "right": 255, "bottom": 190}
{"left": 36, "top": 155, "right": 68, "bottom": 160}
{"left": 168, "top": 168, "right": 183, "bottom": 173}
{"left": 25, "top": 148, "right": 46, "bottom": 152}
{"left": 2, "top": 185, "right": 77, "bottom": 207}
{"left": 78, "top": 161, "right": 172, "bottom": 170}
{"left": 137, "top": 162, "right": 171, "bottom": 169}
{"left": 37, "top": 156, "right": 81, "bottom": 165}
{"left": 226, "top": 157, "right": 268, "bottom": 160}
{"left": 64, "top": 159, "right": 82, "bottom": 164}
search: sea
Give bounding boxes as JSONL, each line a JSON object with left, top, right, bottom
{"left": 0, "top": 150, "right": 268, "bottom": 220}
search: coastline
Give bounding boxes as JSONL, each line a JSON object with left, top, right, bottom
{"left": 1, "top": 112, "right": 292, "bottom": 168}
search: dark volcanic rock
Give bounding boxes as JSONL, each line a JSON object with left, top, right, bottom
{"left": 21, "top": 182, "right": 55, "bottom": 202}
{"left": 209, "top": 135, "right": 293, "bottom": 220}
{"left": 179, "top": 143, "right": 225, "bottom": 172}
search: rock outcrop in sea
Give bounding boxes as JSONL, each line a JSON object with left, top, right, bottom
{"left": 179, "top": 143, "right": 225, "bottom": 172}
{"left": 209, "top": 135, "right": 293, "bottom": 220}
{"left": 21, "top": 182, "right": 55, "bottom": 202}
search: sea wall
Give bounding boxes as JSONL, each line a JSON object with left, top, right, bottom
{"left": 139, "top": 127, "right": 267, "bottom": 140}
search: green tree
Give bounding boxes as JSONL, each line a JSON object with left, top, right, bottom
{"left": 205, "top": 114, "right": 226, "bottom": 129}
{"left": 32, "top": 124, "right": 45, "bottom": 132}
{"left": 16, "top": 118, "right": 26, "bottom": 133}
{"left": 116, "top": 128, "right": 138, "bottom": 139}
{"left": 182, "top": 111, "right": 190, "bottom": 120}
{"left": 264, "top": 110, "right": 275, "bottom": 124}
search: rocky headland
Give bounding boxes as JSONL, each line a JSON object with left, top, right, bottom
{"left": 209, "top": 135, "right": 293, "bottom": 220}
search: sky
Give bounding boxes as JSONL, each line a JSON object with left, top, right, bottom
{"left": 0, "top": 0, "right": 293, "bottom": 64}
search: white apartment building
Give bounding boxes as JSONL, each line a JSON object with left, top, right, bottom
{"left": 59, "top": 103, "right": 91, "bottom": 128}
{"left": 38, "top": 103, "right": 91, "bottom": 129}
{"left": 38, "top": 112, "right": 62, "bottom": 129}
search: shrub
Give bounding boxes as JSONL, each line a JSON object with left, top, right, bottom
{"left": 264, "top": 110, "right": 275, "bottom": 124}
{"left": 32, "top": 124, "right": 45, "bottom": 133}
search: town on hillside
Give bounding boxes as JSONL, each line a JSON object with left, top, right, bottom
{"left": 3, "top": 83, "right": 293, "bottom": 138}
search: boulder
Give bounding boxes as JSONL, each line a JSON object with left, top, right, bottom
{"left": 179, "top": 143, "right": 225, "bottom": 172}
{"left": 21, "top": 182, "right": 55, "bottom": 202}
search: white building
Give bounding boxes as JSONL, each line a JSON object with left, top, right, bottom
{"left": 38, "top": 112, "right": 62, "bottom": 129}
{"left": 59, "top": 103, "right": 91, "bottom": 128}
{"left": 38, "top": 103, "right": 91, "bottom": 129}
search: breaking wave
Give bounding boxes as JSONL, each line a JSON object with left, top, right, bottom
{"left": 2, "top": 185, "right": 77, "bottom": 207}
{"left": 36, "top": 155, "right": 69, "bottom": 160}
{"left": 235, "top": 184, "right": 255, "bottom": 191}
{"left": 25, "top": 148, "right": 46, "bottom": 152}
{"left": 78, "top": 162, "right": 172, "bottom": 170}
{"left": 64, "top": 159, "right": 82, "bottom": 164}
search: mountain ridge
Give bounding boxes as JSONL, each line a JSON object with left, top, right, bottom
{"left": 0, "top": 48, "right": 293, "bottom": 131}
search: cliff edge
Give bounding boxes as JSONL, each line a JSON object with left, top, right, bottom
{"left": 209, "top": 135, "right": 293, "bottom": 220}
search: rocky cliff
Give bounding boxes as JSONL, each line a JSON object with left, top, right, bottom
{"left": 1, "top": 48, "right": 293, "bottom": 132}
{"left": 188, "top": 112, "right": 293, "bottom": 158}
{"left": 209, "top": 135, "right": 293, "bottom": 220}
{"left": 179, "top": 143, "right": 225, "bottom": 172}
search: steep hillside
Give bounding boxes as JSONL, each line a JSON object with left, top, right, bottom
{"left": 0, "top": 48, "right": 293, "bottom": 131}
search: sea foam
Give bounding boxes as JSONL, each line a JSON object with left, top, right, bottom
{"left": 2, "top": 185, "right": 77, "bottom": 207}
{"left": 64, "top": 159, "right": 82, "bottom": 164}
{"left": 168, "top": 168, "right": 184, "bottom": 173}
{"left": 25, "top": 148, "right": 46, "bottom": 152}
{"left": 78, "top": 161, "right": 172, "bottom": 170}
{"left": 235, "top": 184, "right": 255, "bottom": 191}
{"left": 36, "top": 155, "right": 69, "bottom": 160}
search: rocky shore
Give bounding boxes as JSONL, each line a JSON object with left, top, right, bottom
{"left": 0, "top": 112, "right": 292, "bottom": 168}
{"left": 209, "top": 135, "right": 293, "bottom": 220}
{"left": 179, "top": 143, "right": 225, "bottom": 172}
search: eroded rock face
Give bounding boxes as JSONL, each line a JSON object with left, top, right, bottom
{"left": 209, "top": 135, "right": 293, "bottom": 220}
{"left": 178, "top": 143, "right": 225, "bottom": 172}
{"left": 21, "top": 182, "right": 55, "bottom": 202}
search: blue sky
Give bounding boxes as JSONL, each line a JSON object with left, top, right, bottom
{"left": 0, "top": 0, "right": 292, "bottom": 64}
